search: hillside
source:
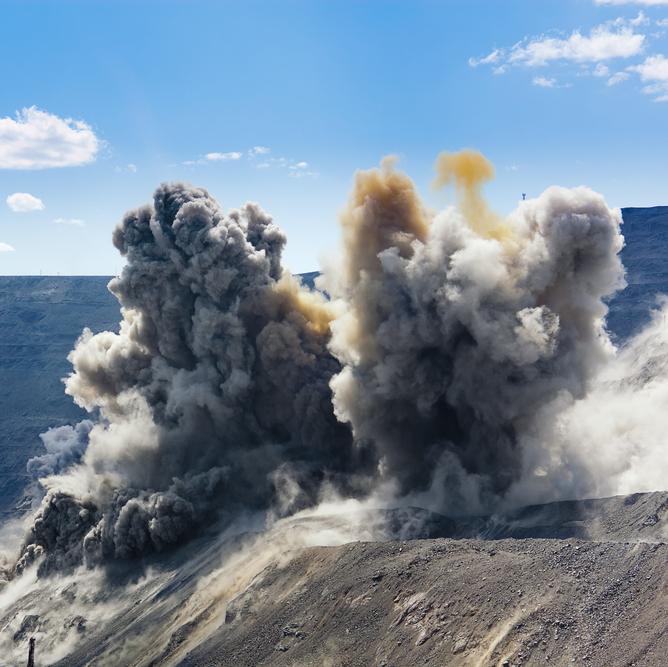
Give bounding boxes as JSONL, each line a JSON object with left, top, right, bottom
{"left": 181, "top": 535, "right": 667, "bottom": 667}
{"left": 0, "top": 277, "right": 119, "bottom": 516}
{"left": 607, "top": 206, "right": 668, "bottom": 340}
{"left": 0, "top": 492, "right": 661, "bottom": 666}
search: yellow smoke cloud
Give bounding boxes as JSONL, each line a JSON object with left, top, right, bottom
{"left": 270, "top": 273, "right": 337, "bottom": 337}
{"left": 433, "top": 149, "right": 512, "bottom": 242}
{"left": 340, "top": 155, "right": 429, "bottom": 284}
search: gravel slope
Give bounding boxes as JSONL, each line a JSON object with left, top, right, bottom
{"left": 15, "top": 492, "right": 659, "bottom": 667}
{"left": 181, "top": 537, "right": 666, "bottom": 667}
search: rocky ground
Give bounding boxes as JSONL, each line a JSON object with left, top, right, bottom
{"left": 186, "top": 536, "right": 666, "bottom": 667}
{"left": 177, "top": 493, "right": 668, "bottom": 667}
{"left": 0, "top": 492, "right": 655, "bottom": 667}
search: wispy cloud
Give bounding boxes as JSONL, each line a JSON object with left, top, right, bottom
{"left": 532, "top": 76, "right": 572, "bottom": 88}
{"left": 0, "top": 107, "right": 100, "bottom": 170}
{"left": 533, "top": 76, "right": 558, "bottom": 87}
{"left": 183, "top": 151, "right": 242, "bottom": 166}
{"left": 470, "top": 15, "right": 666, "bottom": 97}
{"left": 261, "top": 156, "right": 318, "bottom": 178}
{"left": 468, "top": 49, "right": 503, "bottom": 67}
{"left": 471, "top": 21, "right": 645, "bottom": 72}
{"left": 0, "top": 242, "right": 15, "bottom": 252}
{"left": 628, "top": 53, "right": 668, "bottom": 99}
{"left": 204, "top": 151, "right": 242, "bottom": 162}
{"left": 287, "top": 161, "right": 319, "bottom": 178}
{"left": 54, "top": 217, "right": 85, "bottom": 227}
{"left": 609, "top": 11, "right": 650, "bottom": 27}
{"left": 115, "top": 163, "right": 137, "bottom": 173}
{"left": 511, "top": 26, "right": 644, "bottom": 67}
{"left": 182, "top": 145, "right": 317, "bottom": 177}
{"left": 592, "top": 62, "right": 633, "bottom": 85}
{"left": 6, "top": 192, "right": 44, "bottom": 212}
{"left": 607, "top": 70, "right": 631, "bottom": 84}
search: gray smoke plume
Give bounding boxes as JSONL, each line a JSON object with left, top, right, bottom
{"left": 18, "top": 150, "right": 658, "bottom": 576}
{"left": 324, "top": 152, "right": 625, "bottom": 513}
{"left": 19, "top": 182, "right": 360, "bottom": 574}
{"left": 27, "top": 421, "right": 93, "bottom": 481}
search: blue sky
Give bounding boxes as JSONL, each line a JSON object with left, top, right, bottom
{"left": 1, "top": 0, "right": 668, "bottom": 275}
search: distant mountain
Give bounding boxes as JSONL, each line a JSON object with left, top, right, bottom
{"left": 607, "top": 206, "right": 668, "bottom": 340}
{"left": 0, "top": 277, "right": 119, "bottom": 515}
{"left": 0, "top": 206, "right": 666, "bottom": 515}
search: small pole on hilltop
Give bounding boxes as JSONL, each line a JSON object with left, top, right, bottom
{"left": 27, "top": 637, "right": 35, "bottom": 667}
{"left": 522, "top": 193, "right": 527, "bottom": 201}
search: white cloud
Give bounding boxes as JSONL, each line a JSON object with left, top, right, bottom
{"left": 629, "top": 52, "right": 668, "bottom": 78}
{"left": 115, "top": 163, "right": 137, "bottom": 173}
{"left": 609, "top": 11, "right": 650, "bottom": 27}
{"left": 184, "top": 151, "right": 243, "bottom": 166}
{"left": 532, "top": 76, "right": 572, "bottom": 88}
{"left": 54, "top": 217, "right": 85, "bottom": 227}
{"left": 468, "top": 49, "right": 502, "bottom": 67}
{"left": 248, "top": 146, "right": 270, "bottom": 156}
{"left": 470, "top": 18, "right": 655, "bottom": 96}
{"left": 657, "top": 18, "right": 668, "bottom": 26}
{"left": 607, "top": 71, "right": 631, "bottom": 84}
{"left": 0, "top": 107, "right": 100, "bottom": 170}
{"left": 533, "top": 76, "right": 555, "bottom": 87}
{"left": 255, "top": 155, "right": 316, "bottom": 176}
{"left": 0, "top": 242, "right": 15, "bottom": 252}
{"left": 204, "top": 151, "right": 242, "bottom": 162}
{"left": 508, "top": 25, "right": 645, "bottom": 67}
{"left": 287, "top": 162, "right": 319, "bottom": 178}
{"left": 6, "top": 192, "right": 44, "bottom": 212}
{"left": 628, "top": 53, "right": 668, "bottom": 99}
{"left": 288, "top": 170, "right": 319, "bottom": 179}
{"left": 184, "top": 146, "right": 317, "bottom": 176}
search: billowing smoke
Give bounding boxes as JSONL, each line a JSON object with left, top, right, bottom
{"left": 325, "top": 151, "right": 624, "bottom": 512}
{"left": 14, "top": 150, "right": 667, "bottom": 576}
{"left": 17, "top": 183, "right": 362, "bottom": 574}
{"left": 26, "top": 421, "right": 93, "bottom": 481}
